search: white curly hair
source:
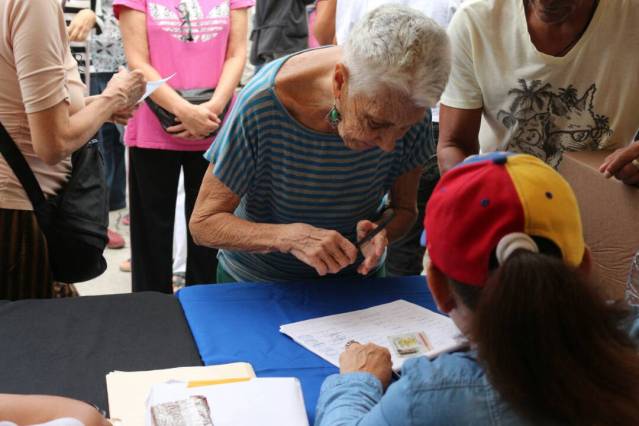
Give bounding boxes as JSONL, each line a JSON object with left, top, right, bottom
{"left": 342, "top": 4, "right": 451, "bottom": 108}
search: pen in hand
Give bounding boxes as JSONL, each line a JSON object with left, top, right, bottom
{"left": 355, "top": 212, "right": 396, "bottom": 250}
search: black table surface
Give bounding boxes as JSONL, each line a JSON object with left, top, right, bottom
{"left": 0, "top": 292, "right": 203, "bottom": 415}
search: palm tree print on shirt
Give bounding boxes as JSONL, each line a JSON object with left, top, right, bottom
{"left": 497, "top": 79, "right": 612, "bottom": 168}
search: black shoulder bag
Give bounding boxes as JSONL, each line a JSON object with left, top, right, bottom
{"left": 145, "top": 88, "right": 229, "bottom": 136}
{"left": 0, "top": 123, "right": 108, "bottom": 283}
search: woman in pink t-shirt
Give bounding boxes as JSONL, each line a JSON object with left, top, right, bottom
{"left": 115, "top": 0, "right": 253, "bottom": 292}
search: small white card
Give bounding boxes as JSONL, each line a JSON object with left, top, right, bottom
{"left": 140, "top": 73, "right": 176, "bottom": 102}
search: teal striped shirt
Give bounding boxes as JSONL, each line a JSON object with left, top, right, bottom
{"left": 205, "top": 55, "right": 433, "bottom": 283}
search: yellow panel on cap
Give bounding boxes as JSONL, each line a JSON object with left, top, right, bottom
{"left": 504, "top": 155, "right": 585, "bottom": 267}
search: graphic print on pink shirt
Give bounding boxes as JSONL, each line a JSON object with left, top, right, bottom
{"left": 148, "top": 0, "right": 230, "bottom": 43}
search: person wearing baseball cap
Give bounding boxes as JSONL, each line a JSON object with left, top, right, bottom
{"left": 315, "top": 152, "right": 639, "bottom": 425}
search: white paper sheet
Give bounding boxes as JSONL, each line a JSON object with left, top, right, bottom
{"left": 140, "top": 73, "right": 175, "bottom": 102}
{"left": 146, "top": 378, "right": 309, "bottom": 426}
{"left": 280, "top": 300, "right": 466, "bottom": 371}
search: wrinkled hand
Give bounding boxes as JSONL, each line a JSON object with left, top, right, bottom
{"left": 599, "top": 143, "right": 639, "bottom": 186}
{"left": 339, "top": 342, "right": 393, "bottom": 390}
{"left": 168, "top": 104, "right": 220, "bottom": 140}
{"left": 103, "top": 68, "right": 146, "bottom": 110}
{"left": 284, "top": 223, "right": 358, "bottom": 276}
{"left": 67, "top": 9, "right": 96, "bottom": 42}
{"left": 356, "top": 220, "right": 388, "bottom": 275}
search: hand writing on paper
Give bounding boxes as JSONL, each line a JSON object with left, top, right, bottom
{"left": 599, "top": 143, "right": 639, "bottom": 186}
{"left": 283, "top": 224, "right": 357, "bottom": 276}
{"left": 339, "top": 342, "right": 393, "bottom": 390}
{"left": 356, "top": 220, "right": 388, "bottom": 275}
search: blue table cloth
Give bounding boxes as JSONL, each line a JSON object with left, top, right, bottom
{"left": 177, "top": 275, "right": 436, "bottom": 423}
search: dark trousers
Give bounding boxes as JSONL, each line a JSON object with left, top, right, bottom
{"left": 386, "top": 123, "right": 440, "bottom": 276}
{"left": 129, "top": 147, "right": 218, "bottom": 293}
{"left": 90, "top": 72, "right": 127, "bottom": 211}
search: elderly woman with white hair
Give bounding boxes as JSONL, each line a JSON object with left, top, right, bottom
{"left": 190, "top": 5, "right": 450, "bottom": 283}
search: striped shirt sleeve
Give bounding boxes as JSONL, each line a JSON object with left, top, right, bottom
{"left": 205, "top": 98, "right": 259, "bottom": 197}
{"left": 396, "top": 116, "right": 434, "bottom": 176}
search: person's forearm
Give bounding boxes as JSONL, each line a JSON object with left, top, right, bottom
{"left": 437, "top": 144, "right": 473, "bottom": 175}
{"left": 66, "top": 94, "right": 122, "bottom": 143}
{"left": 207, "top": 53, "right": 246, "bottom": 113}
{"left": 190, "top": 212, "right": 302, "bottom": 253}
{"left": 206, "top": 8, "right": 248, "bottom": 113}
{"left": 383, "top": 207, "right": 417, "bottom": 243}
{"left": 315, "top": 374, "right": 383, "bottom": 426}
{"left": 131, "top": 62, "right": 189, "bottom": 115}
{"left": 314, "top": 0, "right": 336, "bottom": 45}
{"left": 33, "top": 94, "right": 124, "bottom": 164}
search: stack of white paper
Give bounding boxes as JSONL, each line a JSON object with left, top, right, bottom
{"left": 280, "top": 300, "right": 466, "bottom": 371}
{"left": 107, "top": 363, "right": 255, "bottom": 425}
{"left": 146, "top": 378, "right": 309, "bottom": 426}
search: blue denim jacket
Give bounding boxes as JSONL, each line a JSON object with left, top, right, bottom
{"left": 315, "top": 351, "right": 530, "bottom": 426}
{"left": 315, "top": 309, "right": 639, "bottom": 426}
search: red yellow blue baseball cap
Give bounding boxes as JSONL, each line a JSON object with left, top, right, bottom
{"left": 424, "top": 152, "right": 585, "bottom": 287}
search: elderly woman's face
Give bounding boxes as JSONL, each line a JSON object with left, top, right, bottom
{"left": 337, "top": 89, "right": 427, "bottom": 153}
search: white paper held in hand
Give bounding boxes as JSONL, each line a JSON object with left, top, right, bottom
{"left": 280, "top": 299, "right": 467, "bottom": 371}
{"left": 140, "top": 73, "right": 176, "bottom": 103}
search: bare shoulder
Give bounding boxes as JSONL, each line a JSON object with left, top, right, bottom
{"left": 275, "top": 48, "right": 340, "bottom": 98}
{"left": 274, "top": 47, "right": 340, "bottom": 121}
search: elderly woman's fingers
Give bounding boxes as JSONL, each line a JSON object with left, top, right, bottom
{"left": 322, "top": 251, "right": 343, "bottom": 274}
{"left": 328, "top": 242, "right": 357, "bottom": 269}
{"left": 356, "top": 220, "right": 377, "bottom": 240}
{"left": 287, "top": 225, "right": 357, "bottom": 275}
{"left": 357, "top": 228, "right": 387, "bottom": 275}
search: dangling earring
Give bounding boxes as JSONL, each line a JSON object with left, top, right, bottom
{"left": 326, "top": 105, "right": 342, "bottom": 129}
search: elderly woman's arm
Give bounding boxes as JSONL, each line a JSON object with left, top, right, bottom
{"left": 355, "top": 166, "right": 421, "bottom": 276}
{"left": 190, "top": 166, "right": 358, "bottom": 276}
{"left": 386, "top": 166, "right": 421, "bottom": 240}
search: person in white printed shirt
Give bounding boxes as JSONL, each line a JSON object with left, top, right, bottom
{"left": 438, "top": 0, "right": 639, "bottom": 186}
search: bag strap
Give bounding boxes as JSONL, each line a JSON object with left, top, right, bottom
{"left": 0, "top": 122, "right": 49, "bottom": 219}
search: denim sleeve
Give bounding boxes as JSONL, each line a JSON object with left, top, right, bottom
{"left": 315, "top": 372, "right": 414, "bottom": 426}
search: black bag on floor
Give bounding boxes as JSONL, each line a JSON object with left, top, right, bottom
{"left": 0, "top": 123, "right": 108, "bottom": 283}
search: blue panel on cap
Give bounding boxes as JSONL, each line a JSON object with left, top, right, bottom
{"left": 459, "top": 151, "right": 514, "bottom": 167}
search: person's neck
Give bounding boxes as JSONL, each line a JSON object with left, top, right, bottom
{"left": 525, "top": 0, "right": 598, "bottom": 57}
{"left": 274, "top": 48, "right": 341, "bottom": 135}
